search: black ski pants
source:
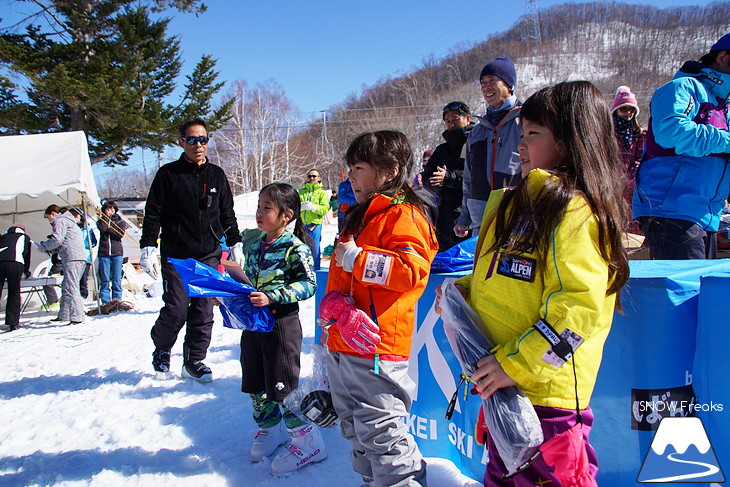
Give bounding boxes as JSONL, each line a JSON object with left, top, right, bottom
{"left": 0, "top": 261, "right": 23, "bottom": 328}
{"left": 150, "top": 253, "right": 219, "bottom": 362}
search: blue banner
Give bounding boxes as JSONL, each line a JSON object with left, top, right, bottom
{"left": 695, "top": 274, "right": 730, "bottom": 480}
{"left": 315, "top": 260, "right": 730, "bottom": 485}
{"left": 590, "top": 260, "right": 729, "bottom": 487}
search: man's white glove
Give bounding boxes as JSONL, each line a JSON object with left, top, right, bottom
{"left": 300, "top": 201, "right": 317, "bottom": 212}
{"left": 229, "top": 242, "right": 245, "bottom": 266}
{"left": 139, "top": 246, "right": 159, "bottom": 279}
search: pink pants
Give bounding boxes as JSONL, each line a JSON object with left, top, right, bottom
{"left": 484, "top": 406, "right": 598, "bottom": 487}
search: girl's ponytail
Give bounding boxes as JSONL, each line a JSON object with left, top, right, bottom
{"left": 292, "top": 212, "right": 314, "bottom": 252}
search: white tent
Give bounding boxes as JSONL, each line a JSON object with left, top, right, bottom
{"left": 0, "top": 131, "right": 101, "bottom": 273}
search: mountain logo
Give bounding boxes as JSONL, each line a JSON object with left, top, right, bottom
{"left": 637, "top": 416, "right": 725, "bottom": 483}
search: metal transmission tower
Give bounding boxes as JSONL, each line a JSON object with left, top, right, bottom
{"left": 526, "top": 0, "right": 542, "bottom": 43}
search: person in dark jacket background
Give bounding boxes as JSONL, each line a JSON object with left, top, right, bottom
{"left": 611, "top": 86, "right": 646, "bottom": 235}
{"left": 140, "top": 117, "right": 243, "bottom": 382}
{"left": 0, "top": 225, "right": 31, "bottom": 332}
{"left": 423, "top": 101, "right": 475, "bottom": 251}
{"left": 96, "top": 200, "right": 127, "bottom": 304}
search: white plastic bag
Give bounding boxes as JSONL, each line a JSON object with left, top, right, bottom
{"left": 440, "top": 279, "right": 543, "bottom": 476}
{"left": 283, "top": 344, "right": 339, "bottom": 428}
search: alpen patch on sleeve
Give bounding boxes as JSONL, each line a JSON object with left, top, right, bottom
{"left": 362, "top": 251, "right": 392, "bottom": 285}
{"left": 542, "top": 328, "right": 585, "bottom": 368}
{"left": 496, "top": 253, "right": 537, "bottom": 282}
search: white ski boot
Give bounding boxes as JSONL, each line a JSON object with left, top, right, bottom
{"left": 250, "top": 421, "right": 288, "bottom": 462}
{"left": 270, "top": 425, "right": 327, "bottom": 475}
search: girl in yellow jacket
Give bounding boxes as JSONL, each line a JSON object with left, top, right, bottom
{"left": 439, "top": 81, "right": 630, "bottom": 486}
{"left": 323, "top": 130, "right": 438, "bottom": 487}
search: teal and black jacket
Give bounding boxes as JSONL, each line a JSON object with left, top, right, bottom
{"left": 242, "top": 230, "right": 316, "bottom": 312}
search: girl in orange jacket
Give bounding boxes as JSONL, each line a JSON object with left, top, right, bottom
{"left": 323, "top": 130, "right": 438, "bottom": 487}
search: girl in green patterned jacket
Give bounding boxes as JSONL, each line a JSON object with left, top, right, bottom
{"left": 240, "top": 182, "right": 326, "bottom": 475}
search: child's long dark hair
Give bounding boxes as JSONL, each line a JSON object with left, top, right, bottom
{"left": 488, "top": 81, "right": 629, "bottom": 309}
{"left": 259, "top": 182, "right": 314, "bottom": 251}
{"left": 343, "top": 130, "right": 435, "bottom": 239}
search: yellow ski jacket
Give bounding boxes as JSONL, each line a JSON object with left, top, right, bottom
{"left": 456, "top": 169, "right": 617, "bottom": 409}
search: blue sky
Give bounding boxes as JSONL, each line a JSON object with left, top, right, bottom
{"left": 0, "top": 0, "right": 715, "bottom": 182}
{"left": 166, "top": 0, "right": 710, "bottom": 115}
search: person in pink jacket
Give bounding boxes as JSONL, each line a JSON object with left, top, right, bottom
{"left": 611, "top": 86, "right": 646, "bottom": 233}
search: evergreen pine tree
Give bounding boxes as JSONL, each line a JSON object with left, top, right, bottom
{"left": 0, "top": 0, "right": 233, "bottom": 166}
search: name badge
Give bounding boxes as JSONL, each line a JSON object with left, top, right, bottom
{"left": 496, "top": 253, "right": 536, "bottom": 282}
{"left": 362, "top": 251, "right": 392, "bottom": 285}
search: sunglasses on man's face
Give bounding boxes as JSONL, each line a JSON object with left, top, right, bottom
{"left": 307, "top": 174, "right": 319, "bottom": 179}
{"left": 182, "top": 136, "right": 210, "bottom": 146}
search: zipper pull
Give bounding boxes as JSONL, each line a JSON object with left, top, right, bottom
{"left": 484, "top": 251, "right": 499, "bottom": 280}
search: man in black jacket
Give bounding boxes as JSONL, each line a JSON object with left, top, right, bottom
{"left": 0, "top": 226, "right": 32, "bottom": 332}
{"left": 423, "top": 101, "right": 475, "bottom": 251}
{"left": 140, "top": 118, "right": 243, "bottom": 382}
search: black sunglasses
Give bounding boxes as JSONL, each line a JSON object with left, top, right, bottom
{"left": 442, "top": 102, "right": 469, "bottom": 116}
{"left": 182, "top": 136, "right": 210, "bottom": 145}
{"left": 307, "top": 174, "right": 319, "bottom": 179}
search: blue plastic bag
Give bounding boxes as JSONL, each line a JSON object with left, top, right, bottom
{"left": 169, "top": 258, "right": 274, "bottom": 332}
{"left": 431, "top": 235, "right": 478, "bottom": 273}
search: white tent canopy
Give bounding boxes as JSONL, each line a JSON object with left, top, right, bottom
{"left": 0, "top": 131, "right": 101, "bottom": 273}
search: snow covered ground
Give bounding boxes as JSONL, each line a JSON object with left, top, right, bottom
{"left": 0, "top": 192, "right": 481, "bottom": 487}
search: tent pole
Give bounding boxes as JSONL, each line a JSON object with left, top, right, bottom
{"left": 82, "top": 194, "right": 102, "bottom": 314}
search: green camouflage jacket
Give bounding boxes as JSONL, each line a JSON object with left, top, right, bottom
{"left": 242, "top": 231, "right": 316, "bottom": 305}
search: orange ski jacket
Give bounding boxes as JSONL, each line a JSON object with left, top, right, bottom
{"left": 324, "top": 193, "right": 438, "bottom": 359}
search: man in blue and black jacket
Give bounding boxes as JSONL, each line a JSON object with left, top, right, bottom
{"left": 633, "top": 33, "right": 730, "bottom": 259}
{"left": 454, "top": 57, "right": 522, "bottom": 239}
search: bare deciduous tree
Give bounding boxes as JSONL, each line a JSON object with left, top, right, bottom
{"left": 97, "top": 170, "right": 149, "bottom": 200}
{"left": 213, "top": 80, "right": 306, "bottom": 193}
{"left": 207, "top": 1, "right": 729, "bottom": 198}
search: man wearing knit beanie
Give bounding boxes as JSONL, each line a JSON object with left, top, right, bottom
{"left": 633, "top": 32, "right": 730, "bottom": 259}
{"left": 479, "top": 56, "right": 517, "bottom": 96}
{"left": 454, "top": 56, "right": 522, "bottom": 237}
